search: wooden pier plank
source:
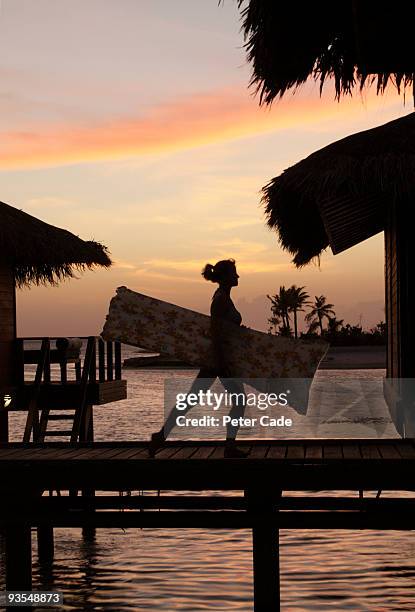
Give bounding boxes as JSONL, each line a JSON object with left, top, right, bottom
{"left": 249, "top": 444, "right": 270, "bottom": 459}
{"left": 0, "top": 446, "right": 35, "bottom": 459}
{"left": 154, "top": 445, "right": 183, "bottom": 459}
{"left": 207, "top": 444, "right": 253, "bottom": 459}
{"left": 323, "top": 444, "right": 343, "bottom": 459}
{"left": 209, "top": 445, "right": 226, "bottom": 459}
{"left": 342, "top": 443, "right": 362, "bottom": 459}
{"left": 305, "top": 444, "right": 323, "bottom": 460}
{"left": 190, "top": 446, "right": 217, "bottom": 459}
{"left": 396, "top": 441, "right": 415, "bottom": 459}
{"left": 25, "top": 446, "right": 83, "bottom": 459}
{"left": 68, "top": 446, "right": 149, "bottom": 461}
{"left": 0, "top": 445, "right": 74, "bottom": 460}
{"left": 108, "top": 447, "right": 150, "bottom": 460}
{"left": 46, "top": 446, "right": 111, "bottom": 460}
{"left": 360, "top": 444, "right": 381, "bottom": 459}
{"left": 78, "top": 446, "right": 142, "bottom": 460}
{"left": 168, "top": 446, "right": 200, "bottom": 460}
{"left": 34, "top": 446, "right": 92, "bottom": 460}
{"left": 267, "top": 444, "right": 287, "bottom": 459}
{"left": 286, "top": 444, "right": 305, "bottom": 460}
{"left": 377, "top": 443, "right": 402, "bottom": 459}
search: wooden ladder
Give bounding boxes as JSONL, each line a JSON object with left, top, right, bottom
{"left": 23, "top": 337, "right": 96, "bottom": 443}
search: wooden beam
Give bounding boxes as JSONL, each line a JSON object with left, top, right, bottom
{"left": 5, "top": 494, "right": 414, "bottom": 512}
{"left": 5, "top": 524, "right": 32, "bottom": 591}
{"left": 1, "top": 510, "right": 415, "bottom": 530}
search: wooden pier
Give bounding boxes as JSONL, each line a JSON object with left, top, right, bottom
{"left": 1, "top": 438, "right": 415, "bottom": 611}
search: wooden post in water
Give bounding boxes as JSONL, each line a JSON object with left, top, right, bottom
{"left": 246, "top": 488, "right": 280, "bottom": 612}
{"left": 5, "top": 524, "right": 32, "bottom": 591}
{"left": 82, "top": 344, "right": 96, "bottom": 540}
{"left": 37, "top": 525, "right": 54, "bottom": 563}
{"left": 82, "top": 403, "right": 96, "bottom": 540}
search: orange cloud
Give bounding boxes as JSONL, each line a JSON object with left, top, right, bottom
{"left": 0, "top": 86, "right": 403, "bottom": 169}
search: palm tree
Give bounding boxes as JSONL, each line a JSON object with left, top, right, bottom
{"left": 286, "top": 285, "right": 309, "bottom": 338}
{"left": 267, "top": 314, "right": 281, "bottom": 335}
{"left": 267, "top": 291, "right": 284, "bottom": 334}
{"left": 267, "top": 286, "right": 292, "bottom": 335}
{"left": 326, "top": 317, "right": 344, "bottom": 341}
{"left": 305, "top": 295, "right": 335, "bottom": 335}
{"left": 327, "top": 317, "right": 344, "bottom": 334}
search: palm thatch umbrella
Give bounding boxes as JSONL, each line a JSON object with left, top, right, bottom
{"left": 235, "top": 1, "right": 415, "bottom": 104}
{"left": 0, "top": 200, "right": 112, "bottom": 415}
{"left": 262, "top": 112, "right": 415, "bottom": 266}
{"left": 0, "top": 200, "right": 111, "bottom": 287}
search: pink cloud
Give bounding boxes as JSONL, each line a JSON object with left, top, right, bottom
{"left": 0, "top": 86, "right": 397, "bottom": 169}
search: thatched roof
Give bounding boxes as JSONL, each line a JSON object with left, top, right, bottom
{"left": 236, "top": 1, "right": 415, "bottom": 104}
{"left": 0, "top": 201, "right": 111, "bottom": 287}
{"left": 262, "top": 112, "right": 415, "bottom": 266}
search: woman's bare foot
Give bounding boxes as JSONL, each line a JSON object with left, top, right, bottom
{"left": 149, "top": 430, "right": 165, "bottom": 457}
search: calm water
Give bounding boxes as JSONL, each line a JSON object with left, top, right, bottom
{"left": 1, "top": 351, "right": 415, "bottom": 611}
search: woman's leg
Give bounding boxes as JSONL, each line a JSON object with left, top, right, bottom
{"left": 219, "top": 377, "right": 248, "bottom": 458}
{"left": 162, "top": 368, "right": 216, "bottom": 438}
{"left": 219, "top": 377, "right": 246, "bottom": 440}
{"left": 150, "top": 368, "right": 216, "bottom": 454}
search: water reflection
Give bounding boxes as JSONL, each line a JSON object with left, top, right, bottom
{"left": 1, "top": 365, "right": 415, "bottom": 610}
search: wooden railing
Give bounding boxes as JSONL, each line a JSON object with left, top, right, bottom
{"left": 18, "top": 337, "right": 123, "bottom": 443}
{"left": 15, "top": 337, "right": 122, "bottom": 385}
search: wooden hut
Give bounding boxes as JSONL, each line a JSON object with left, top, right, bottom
{"left": 0, "top": 200, "right": 124, "bottom": 442}
{"left": 260, "top": 112, "right": 415, "bottom": 433}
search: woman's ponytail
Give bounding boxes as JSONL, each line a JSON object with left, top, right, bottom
{"left": 201, "top": 263, "right": 217, "bottom": 282}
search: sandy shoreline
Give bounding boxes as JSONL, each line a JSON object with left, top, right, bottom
{"left": 319, "top": 346, "right": 386, "bottom": 369}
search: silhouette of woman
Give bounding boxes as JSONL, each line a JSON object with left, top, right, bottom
{"left": 149, "top": 259, "right": 248, "bottom": 458}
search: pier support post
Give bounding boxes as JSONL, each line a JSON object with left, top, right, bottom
{"left": 246, "top": 488, "right": 280, "bottom": 612}
{"left": 82, "top": 405, "right": 96, "bottom": 540}
{"left": 5, "top": 524, "right": 32, "bottom": 591}
{"left": 37, "top": 525, "right": 54, "bottom": 563}
{"left": 81, "top": 502, "right": 96, "bottom": 541}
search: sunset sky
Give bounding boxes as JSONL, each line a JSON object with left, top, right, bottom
{"left": 0, "top": 0, "right": 411, "bottom": 336}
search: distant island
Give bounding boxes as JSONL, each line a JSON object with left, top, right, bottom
{"left": 124, "top": 346, "right": 386, "bottom": 370}
{"left": 267, "top": 286, "right": 386, "bottom": 347}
